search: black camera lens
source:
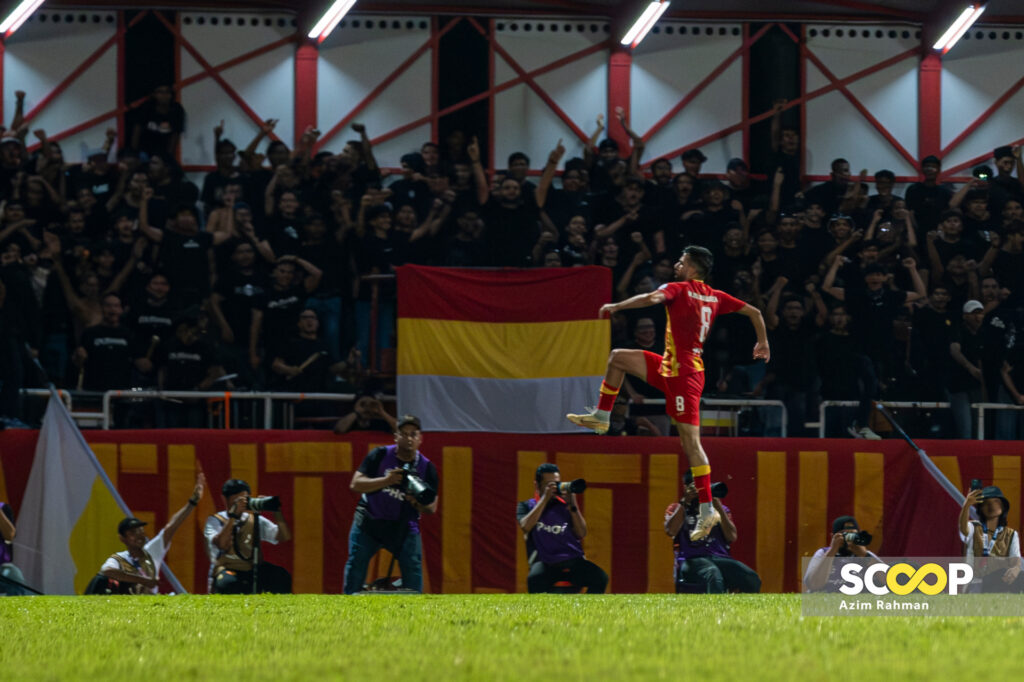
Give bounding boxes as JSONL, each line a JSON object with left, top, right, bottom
{"left": 249, "top": 495, "right": 280, "bottom": 512}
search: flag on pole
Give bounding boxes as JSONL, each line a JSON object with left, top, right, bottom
{"left": 396, "top": 266, "right": 610, "bottom": 432}
{"left": 13, "top": 390, "right": 186, "bottom": 594}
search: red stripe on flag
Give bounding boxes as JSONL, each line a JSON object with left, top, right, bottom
{"left": 397, "top": 265, "right": 612, "bottom": 322}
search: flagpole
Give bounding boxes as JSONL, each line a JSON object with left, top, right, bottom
{"left": 874, "top": 403, "right": 965, "bottom": 505}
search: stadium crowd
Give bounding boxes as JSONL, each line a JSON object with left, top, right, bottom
{"left": 0, "top": 86, "right": 1022, "bottom": 437}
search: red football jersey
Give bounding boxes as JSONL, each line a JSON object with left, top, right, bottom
{"left": 658, "top": 280, "right": 746, "bottom": 377}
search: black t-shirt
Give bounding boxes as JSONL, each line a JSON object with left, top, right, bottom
{"left": 158, "top": 337, "right": 216, "bottom": 391}
{"left": 979, "top": 305, "right": 1014, "bottom": 398}
{"left": 911, "top": 305, "right": 955, "bottom": 383}
{"left": 442, "top": 236, "right": 487, "bottom": 267}
{"left": 387, "top": 177, "right": 432, "bottom": 221}
{"left": 201, "top": 170, "right": 250, "bottom": 215}
{"left": 71, "top": 166, "right": 119, "bottom": 203}
{"left": 480, "top": 196, "right": 540, "bottom": 267}
{"left": 768, "top": 319, "right": 819, "bottom": 390}
{"left": 844, "top": 286, "right": 908, "bottom": 359}
{"left": 124, "top": 298, "right": 179, "bottom": 344}
{"left": 991, "top": 250, "right": 1024, "bottom": 301}
{"left": 79, "top": 324, "right": 134, "bottom": 390}
{"left": 543, "top": 187, "right": 592, "bottom": 230}
{"left": 804, "top": 181, "right": 847, "bottom": 216}
{"left": 815, "top": 331, "right": 863, "bottom": 397}
{"left": 254, "top": 284, "right": 306, "bottom": 357}
{"left": 709, "top": 248, "right": 755, "bottom": 294}
{"left": 680, "top": 206, "right": 740, "bottom": 251}
{"left": 905, "top": 183, "right": 953, "bottom": 232}
{"left": 948, "top": 326, "right": 983, "bottom": 393}
{"left": 769, "top": 150, "right": 801, "bottom": 206}
{"left": 214, "top": 268, "right": 269, "bottom": 347}
{"left": 357, "top": 232, "right": 401, "bottom": 299}
{"left": 274, "top": 335, "right": 332, "bottom": 392}
{"left": 159, "top": 230, "right": 212, "bottom": 296}
{"left": 133, "top": 101, "right": 185, "bottom": 157}
{"left": 297, "top": 239, "right": 348, "bottom": 298}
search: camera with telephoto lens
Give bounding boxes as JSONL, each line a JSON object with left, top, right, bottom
{"left": 844, "top": 530, "right": 873, "bottom": 546}
{"left": 248, "top": 495, "right": 281, "bottom": 512}
{"left": 400, "top": 462, "right": 436, "bottom": 506}
{"left": 556, "top": 479, "right": 587, "bottom": 495}
{"left": 710, "top": 482, "right": 728, "bottom": 499}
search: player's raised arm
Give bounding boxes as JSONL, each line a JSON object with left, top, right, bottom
{"left": 599, "top": 290, "right": 666, "bottom": 318}
{"left": 736, "top": 303, "right": 771, "bottom": 363}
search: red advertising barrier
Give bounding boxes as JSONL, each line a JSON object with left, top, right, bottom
{"left": 0, "top": 431, "right": 1020, "bottom": 593}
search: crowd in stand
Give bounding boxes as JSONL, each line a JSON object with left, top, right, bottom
{"left": 0, "top": 86, "right": 1022, "bottom": 436}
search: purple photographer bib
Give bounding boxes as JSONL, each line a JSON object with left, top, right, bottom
{"left": 523, "top": 498, "right": 584, "bottom": 564}
{"left": 361, "top": 445, "right": 431, "bottom": 535}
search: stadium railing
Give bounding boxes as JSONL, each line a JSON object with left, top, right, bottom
{"left": 818, "top": 400, "right": 1024, "bottom": 440}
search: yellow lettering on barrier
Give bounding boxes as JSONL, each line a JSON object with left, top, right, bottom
{"left": 441, "top": 447, "right": 473, "bottom": 593}
{"left": 166, "top": 445, "right": 197, "bottom": 591}
{"left": 555, "top": 452, "right": 643, "bottom": 484}
{"left": 992, "top": 455, "right": 1021, "bottom": 532}
{"left": 229, "top": 444, "right": 259, "bottom": 494}
{"left": 292, "top": 476, "right": 323, "bottom": 593}
{"left": 582, "top": 487, "right": 613, "bottom": 591}
{"left": 647, "top": 454, "right": 678, "bottom": 593}
{"left": 797, "top": 451, "right": 828, "bottom": 590}
{"left": 854, "top": 452, "right": 884, "bottom": 554}
{"left": 756, "top": 451, "right": 786, "bottom": 592}
{"left": 555, "top": 453, "right": 641, "bottom": 593}
{"left": 265, "top": 442, "right": 352, "bottom": 472}
{"left": 120, "top": 444, "right": 158, "bottom": 474}
{"left": 516, "top": 451, "right": 548, "bottom": 593}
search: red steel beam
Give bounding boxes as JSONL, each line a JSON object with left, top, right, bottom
{"left": 487, "top": 18, "right": 495, "bottom": 173}
{"left": 607, "top": 46, "right": 631, "bottom": 155}
{"left": 430, "top": 16, "right": 439, "bottom": 143}
{"left": 468, "top": 17, "right": 590, "bottom": 144}
{"left": 918, "top": 52, "right": 941, "bottom": 161}
{"left": 641, "top": 22, "right": 774, "bottom": 144}
{"left": 154, "top": 11, "right": 281, "bottom": 142}
{"left": 116, "top": 11, "right": 126, "bottom": 148}
{"left": 294, "top": 41, "right": 318, "bottom": 148}
{"left": 310, "top": 38, "right": 610, "bottom": 152}
{"left": 939, "top": 72, "right": 1024, "bottom": 158}
{"left": 314, "top": 17, "right": 462, "bottom": 152}
{"left": 799, "top": 24, "right": 807, "bottom": 187}
{"left": 741, "top": 22, "right": 750, "bottom": 162}
{"left": 778, "top": 23, "right": 919, "bottom": 169}
{"left": 643, "top": 44, "right": 917, "bottom": 169}
{"left": 177, "top": 34, "right": 298, "bottom": 90}
{"left": 940, "top": 136, "right": 1024, "bottom": 178}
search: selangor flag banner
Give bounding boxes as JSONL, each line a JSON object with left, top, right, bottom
{"left": 13, "top": 392, "right": 185, "bottom": 595}
{"left": 397, "top": 265, "right": 611, "bottom": 432}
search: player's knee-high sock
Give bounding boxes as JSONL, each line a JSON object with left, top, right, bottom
{"left": 597, "top": 380, "right": 620, "bottom": 414}
{"left": 692, "top": 464, "right": 712, "bottom": 506}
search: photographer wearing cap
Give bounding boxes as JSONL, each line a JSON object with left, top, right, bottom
{"left": 960, "top": 484, "right": 1022, "bottom": 592}
{"left": 87, "top": 473, "right": 205, "bottom": 595}
{"left": 517, "top": 463, "right": 608, "bottom": 594}
{"left": 664, "top": 471, "right": 760, "bottom": 593}
{"left": 803, "top": 515, "right": 881, "bottom": 592}
{"left": 343, "top": 415, "right": 438, "bottom": 594}
{"left": 204, "top": 478, "right": 292, "bottom": 594}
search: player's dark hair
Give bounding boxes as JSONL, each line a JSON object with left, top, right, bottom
{"left": 535, "top": 463, "right": 559, "bottom": 488}
{"left": 683, "top": 245, "right": 714, "bottom": 278}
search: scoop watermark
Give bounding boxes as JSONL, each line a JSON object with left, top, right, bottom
{"left": 801, "top": 556, "right": 1024, "bottom": 616}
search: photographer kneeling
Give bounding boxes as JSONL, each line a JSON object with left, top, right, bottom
{"left": 204, "top": 479, "right": 292, "bottom": 594}
{"left": 344, "top": 415, "right": 438, "bottom": 594}
{"left": 803, "top": 515, "right": 880, "bottom": 592}
{"left": 517, "top": 463, "right": 608, "bottom": 594}
{"left": 664, "top": 472, "right": 760, "bottom": 593}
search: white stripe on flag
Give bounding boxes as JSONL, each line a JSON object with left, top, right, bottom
{"left": 398, "top": 375, "right": 605, "bottom": 433}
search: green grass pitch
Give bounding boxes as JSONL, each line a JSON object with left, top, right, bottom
{"left": 3, "top": 594, "right": 1023, "bottom": 680}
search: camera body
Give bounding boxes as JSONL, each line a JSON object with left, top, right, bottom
{"left": 249, "top": 495, "right": 281, "bottom": 512}
{"left": 844, "top": 530, "right": 873, "bottom": 546}
{"left": 400, "top": 462, "right": 436, "bottom": 506}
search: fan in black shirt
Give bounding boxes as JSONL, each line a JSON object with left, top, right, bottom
{"left": 249, "top": 256, "right": 322, "bottom": 376}
{"left": 73, "top": 293, "right": 137, "bottom": 391}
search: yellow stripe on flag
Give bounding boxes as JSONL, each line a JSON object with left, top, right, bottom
{"left": 397, "top": 318, "right": 609, "bottom": 379}
{"left": 647, "top": 454, "right": 678, "bottom": 593}
{"left": 797, "top": 451, "right": 828, "bottom": 590}
{"left": 69, "top": 444, "right": 123, "bottom": 595}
